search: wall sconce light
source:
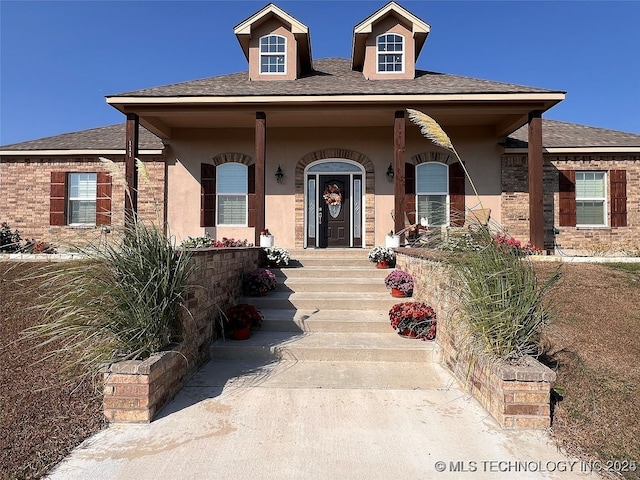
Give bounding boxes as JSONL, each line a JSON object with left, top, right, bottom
{"left": 275, "top": 165, "right": 284, "bottom": 183}
{"left": 386, "top": 163, "right": 394, "bottom": 182}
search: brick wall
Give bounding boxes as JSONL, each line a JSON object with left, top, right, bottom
{"left": 103, "top": 247, "right": 261, "bottom": 423}
{"left": 0, "top": 155, "right": 165, "bottom": 248}
{"left": 396, "top": 251, "right": 555, "bottom": 429}
{"left": 501, "top": 154, "right": 640, "bottom": 254}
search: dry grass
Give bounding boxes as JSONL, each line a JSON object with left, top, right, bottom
{"left": 536, "top": 262, "right": 640, "bottom": 480}
{"left": 0, "top": 263, "right": 105, "bottom": 480}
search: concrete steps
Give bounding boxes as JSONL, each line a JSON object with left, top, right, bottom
{"left": 211, "top": 248, "right": 439, "bottom": 389}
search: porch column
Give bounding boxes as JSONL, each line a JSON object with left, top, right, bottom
{"left": 124, "top": 113, "right": 139, "bottom": 220}
{"left": 528, "top": 110, "right": 544, "bottom": 250}
{"left": 255, "top": 112, "right": 266, "bottom": 245}
{"left": 393, "top": 111, "right": 406, "bottom": 236}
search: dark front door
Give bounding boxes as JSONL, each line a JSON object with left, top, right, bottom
{"left": 319, "top": 175, "right": 349, "bottom": 247}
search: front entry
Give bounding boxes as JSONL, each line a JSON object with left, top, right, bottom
{"left": 305, "top": 160, "right": 364, "bottom": 248}
{"left": 320, "top": 176, "right": 349, "bottom": 247}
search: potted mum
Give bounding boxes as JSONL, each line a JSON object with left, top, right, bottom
{"left": 224, "top": 304, "right": 263, "bottom": 340}
{"left": 264, "top": 246, "right": 290, "bottom": 267}
{"left": 384, "top": 270, "right": 414, "bottom": 297}
{"left": 368, "top": 246, "right": 394, "bottom": 268}
{"left": 259, "top": 228, "right": 274, "bottom": 248}
{"left": 242, "top": 268, "right": 278, "bottom": 296}
{"left": 388, "top": 302, "right": 437, "bottom": 340}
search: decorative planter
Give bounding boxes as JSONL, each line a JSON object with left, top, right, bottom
{"left": 391, "top": 288, "right": 407, "bottom": 298}
{"left": 376, "top": 260, "right": 389, "bottom": 269}
{"left": 260, "top": 235, "right": 274, "bottom": 248}
{"left": 385, "top": 235, "right": 401, "bottom": 248}
{"left": 232, "top": 326, "right": 252, "bottom": 340}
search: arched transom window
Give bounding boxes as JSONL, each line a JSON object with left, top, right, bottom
{"left": 377, "top": 33, "right": 404, "bottom": 73}
{"left": 260, "top": 34, "right": 286, "bottom": 74}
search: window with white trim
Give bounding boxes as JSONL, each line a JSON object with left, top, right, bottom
{"left": 217, "top": 163, "right": 247, "bottom": 225}
{"left": 377, "top": 33, "right": 404, "bottom": 73}
{"left": 416, "top": 162, "right": 448, "bottom": 226}
{"left": 260, "top": 35, "right": 286, "bottom": 74}
{"left": 68, "top": 173, "right": 97, "bottom": 225}
{"left": 576, "top": 171, "right": 606, "bottom": 226}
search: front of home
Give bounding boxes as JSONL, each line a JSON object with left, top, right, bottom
{"left": 1, "top": 2, "right": 639, "bottom": 254}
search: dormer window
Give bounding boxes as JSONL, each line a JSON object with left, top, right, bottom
{"left": 377, "top": 33, "right": 404, "bottom": 73}
{"left": 260, "top": 34, "right": 286, "bottom": 74}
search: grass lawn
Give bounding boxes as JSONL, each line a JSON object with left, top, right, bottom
{"left": 1, "top": 260, "right": 638, "bottom": 479}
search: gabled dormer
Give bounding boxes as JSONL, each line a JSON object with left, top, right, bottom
{"left": 352, "top": 1, "right": 430, "bottom": 80}
{"left": 234, "top": 3, "right": 313, "bottom": 81}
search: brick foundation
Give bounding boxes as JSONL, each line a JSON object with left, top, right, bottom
{"left": 396, "top": 251, "right": 556, "bottom": 429}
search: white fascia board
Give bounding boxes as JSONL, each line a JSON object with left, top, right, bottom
{"left": 354, "top": 2, "right": 430, "bottom": 35}
{"left": 234, "top": 4, "right": 308, "bottom": 35}
{"left": 0, "top": 149, "right": 163, "bottom": 156}
{"left": 504, "top": 147, "right": 640, "bottom": 154}
{"left": 106, "top": 92, "right": 566, "bottom": 105}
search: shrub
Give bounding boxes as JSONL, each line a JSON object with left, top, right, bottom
{"left": 453, "top": 228, "right": 560, "bottom": 360}
{"left": 181, "top": 234, "right": 252, "bottom": 248}
{"left": 24, "top": 219, "right": 195, "bottom": 382}
{"left": 0, "top": 222, "right": 22, "bottom": 252}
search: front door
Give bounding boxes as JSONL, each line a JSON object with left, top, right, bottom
{"left": 319, "top": 175, "right": 349, "bottom": 247}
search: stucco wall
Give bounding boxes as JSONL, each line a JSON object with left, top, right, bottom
{"left": 363, "top": 15, "right": 416, "bottom": 80}
{"left": 166, "top": 124, "right": 503, "bottom": 249}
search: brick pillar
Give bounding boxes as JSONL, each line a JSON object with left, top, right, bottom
{"left": 528, "top": 111, "right": 544, "bottom": 250}
{"left": 394, "top": 111, "right": 406, "bottom": 236}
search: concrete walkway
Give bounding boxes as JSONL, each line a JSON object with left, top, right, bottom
{"left": 46, "top": 250, "right": 600, "bottom": 480}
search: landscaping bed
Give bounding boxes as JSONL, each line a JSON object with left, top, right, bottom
{"left": 0, "top": 262, "right": 104, "bottom": 480}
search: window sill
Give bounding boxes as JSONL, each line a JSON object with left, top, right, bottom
{"left": 66, "top": 224, "right": 97, "bottom": 229}
{"left": 575, "top": 226, "right": 610, "bottom": 230}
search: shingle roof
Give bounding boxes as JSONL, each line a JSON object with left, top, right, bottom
{"left": 505, "top": 119, "right": 640, "bottom": 148}
{"left": 109, "top": 58, "right": 563, "bottom": 98}
{"left": 0, "top": 124, "right": 163, "bottom": 151}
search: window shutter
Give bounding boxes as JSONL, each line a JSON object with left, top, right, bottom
{"left": 558, "top": 170, "right": 576, "bottom": 227}
{"left": 610, "top": 170, "right": 627, "bottom": 227}
{"left": 449, "top": 162, "right": 466, "bottom": 227}
{"left": 248, "top": 164, "right": 256, "bottom": 228}
{"left": 200, "top": 163, "right": 216, "bottom": 227}
{"left": 96, "top": 172, "right": 112, "bottom": 226}
{"left": 404, "top": 163, "right": 416, "bottom": 224}
{"left": 50, "top": 172, "right": 67, "bottom": 226}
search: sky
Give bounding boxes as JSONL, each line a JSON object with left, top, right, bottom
{"left": 1, "top": 0, "right": 639, "bottom": 146}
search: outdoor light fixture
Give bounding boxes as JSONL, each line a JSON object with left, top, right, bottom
{"left": 275, "top": 165, "right": 284, "bottom": 183}
{"left": 386, "top": 163, "right": 394, "bottom": 181}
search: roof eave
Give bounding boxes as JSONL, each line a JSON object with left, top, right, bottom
{"left": 503, "top": 146, "right": 640, "bottom": 154}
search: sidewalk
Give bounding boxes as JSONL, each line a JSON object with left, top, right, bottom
{"left": 46, "top": 357, "right": 600, "bottom": 480}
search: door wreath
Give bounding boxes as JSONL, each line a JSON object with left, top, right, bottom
{"left": 323, "top": 184, "right": 342, "bottom": 218}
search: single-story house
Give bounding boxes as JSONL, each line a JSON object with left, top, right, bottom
{"left": 1, "top": 2, "right": 639, "bottom": 254}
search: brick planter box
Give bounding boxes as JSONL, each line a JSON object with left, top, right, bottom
{"left": 103, "top": 346, "right": 187, "bottom": 423}
{"left": 396, "top": 250, "right": 556, "bottom": 429}
{"left": 103, "top": 247, "right": 261, "bottom": 423}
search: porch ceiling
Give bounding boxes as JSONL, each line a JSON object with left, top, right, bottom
{"left": 116, "top": 100, "right": 559, "bottom": 141}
